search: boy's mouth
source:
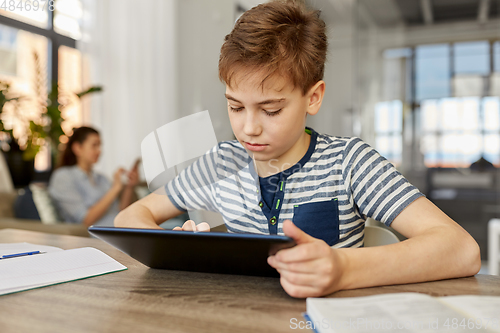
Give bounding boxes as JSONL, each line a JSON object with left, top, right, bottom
{"left": 244, "top": 142, "right": 268, "bottom": 151}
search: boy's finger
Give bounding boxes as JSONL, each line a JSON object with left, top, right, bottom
{"left": 273, "top": 242, "right": 321, "bottom": 263}
{"left": 268, "top": 255, "right": 322, "bottom": 273}
{"left": 172, "top": 226, "right": 182, "bottom": 231}
{"left": 278, "top": 269, "right": 318, "bottom": 287}
{"left": 196, "top": 222, "right": 210, "bottom": 232}
{"left": 182, "top": 220, "right": 196, "bottom": 231}
{"left": 282, "top": 219, "right": 315, "bottom": 245}
{"left": 280, "top": 276, "right": 321, "bottom": 298}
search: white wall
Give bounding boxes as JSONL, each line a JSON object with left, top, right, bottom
{"left": 177, "top": 0, "right": 235, "bottom": 143}
{"left": 80, "top": 0, "right": 179, "bottom": 178}
{"left": 306, "top": 0, "right": 356, "bottom": 138}
{"left": 176, "top": 0, "right": 235, "bottom": 227}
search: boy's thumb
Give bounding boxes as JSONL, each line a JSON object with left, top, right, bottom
{"left": 282, "top": 219, "right": 314, "bottom": 244}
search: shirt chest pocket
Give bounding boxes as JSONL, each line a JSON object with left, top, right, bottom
{"left": 293, "top": 199, "right": 339, "bottom": 246}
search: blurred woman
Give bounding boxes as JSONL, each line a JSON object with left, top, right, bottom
{"left": 49, "top": 126, "right": 139, "bottom": 227}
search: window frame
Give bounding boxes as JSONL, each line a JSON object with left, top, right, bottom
{"left": 0, "top": 8, "right": 76, "bottom": 86}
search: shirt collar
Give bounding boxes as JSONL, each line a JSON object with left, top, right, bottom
{"left": 71, "top": 165, "right": 95, "bottom": 180}
{"left": 249, "top": 127, "right": 318, "bottom": 180}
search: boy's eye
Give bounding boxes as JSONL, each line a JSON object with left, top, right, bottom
{"left": 229, "top": 106, "right": 243, "bottom": 112}
{"left": 229, "top": 105, "right": 282, "bottom": 116}
{"left": 263, "top": 109, "right": 282, "bottom": 116}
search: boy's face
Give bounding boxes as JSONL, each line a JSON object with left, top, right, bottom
{"left": 225, "top": 70, "right": 323, "bottom": 166}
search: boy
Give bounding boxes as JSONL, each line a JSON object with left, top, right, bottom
{"left": 115, "top": 0, "right": 480, "bottom": 298}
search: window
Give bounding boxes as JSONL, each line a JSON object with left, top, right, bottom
{"left": 420, "top": 97, "right": 500, "bottom": 167}
{"left": 0, "top": 24, "right": 18, "bottom": 76}
{"left": 58, "top": 44, "right": 83, "bottom": 133}
{"left": 0, "top": 0, "right": 50, "bottom": 28}
{"left": 378, "top": 40, "right": 500, "bottom": 168}
{"left": 54, "top": 0, "right": 82, "bottom": 40}
{"left": 0, "top": 0, "right": 83, "bottom": 172}
{"left": 0, "top": 23, "right": 49, "bottom": 147}
{"left": 382, "top": 48, "right": 412, "bottom": 103}
{"left": 416, "top": 44, "right": 451, "bottom": 102}
{"left": 374, "top": 100, "right": 403, "bottom": 166}
{"left": 494, "top": 42, "right": 500, "bottom": 73}
{"left": 454, "top": 41, "right": 490, "bottom": 75}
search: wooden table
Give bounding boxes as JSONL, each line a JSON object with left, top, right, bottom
{"left": 1, "top": 229, "right": 499, "bottom": 333}
{"left": 0, "top": 218, "right": 89, "bottom": 237}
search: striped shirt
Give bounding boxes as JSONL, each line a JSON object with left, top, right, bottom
{"left": 165, "top": 127, "right": 424, "bottom": 248}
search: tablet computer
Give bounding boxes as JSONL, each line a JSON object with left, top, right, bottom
{"left": 88, "top": 227, "right": 296, "bottom": 277}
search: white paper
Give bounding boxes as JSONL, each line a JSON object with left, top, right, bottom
{"left": 438, "top": 296, "right": 500, "bottom": 331}
{"left": 306, "top": 293, "right": 500, "bottom": 333}
{"left": 0, "top": 246, "right": 127, "bottom": 296}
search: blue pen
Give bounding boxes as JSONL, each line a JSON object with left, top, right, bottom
{"left": 1, "top": 251, "right": 41, "bottom": 259}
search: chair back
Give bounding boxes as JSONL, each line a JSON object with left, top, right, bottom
{"left": 0, "top": 151, "right": 14, "bottom": 193}
{"left": 364, "top": 225, "right": 400, "bottom": 247}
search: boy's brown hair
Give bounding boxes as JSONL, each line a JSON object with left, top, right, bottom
{"left": 219, "top": 0, "right": 327, "bottom": 95}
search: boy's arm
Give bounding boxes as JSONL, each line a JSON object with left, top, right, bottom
{"left": 338, "top": 196, "right": 480, "bottom": 289}
{"left": 268, "top": 197, "right": 481, "bottom": 298}
{"left": 115, "top": 144, "right": 220, "bottom": 229}
{"left": 114, "top": 192, "right": 185, "bottom": 229}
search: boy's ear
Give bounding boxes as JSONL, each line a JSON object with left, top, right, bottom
{"left": 306, "top": 80, "right": 325, "bottom": 116}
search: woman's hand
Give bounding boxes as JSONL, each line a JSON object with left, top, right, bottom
{"left": 267, "top": 220, "right": 347, "bottom": 298}
{"left": 126, "top": 162, "right": 140, "bottom": 188}
{"left": 173, "top": 220, "right": 210, "bottom": 232}
{"left": 112, "top": 168, "right": 126, "bottom": 190}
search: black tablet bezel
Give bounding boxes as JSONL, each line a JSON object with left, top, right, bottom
{"left": 88, "top": 226, "right": 295, "bottom": 277}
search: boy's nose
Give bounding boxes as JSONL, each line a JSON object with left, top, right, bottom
{"left": 243, "top": 111, "right": 262, "bottom": 137}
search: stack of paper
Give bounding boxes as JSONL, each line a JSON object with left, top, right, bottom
{"left": 0, "top": 243, "right": 127, "bottom": 296}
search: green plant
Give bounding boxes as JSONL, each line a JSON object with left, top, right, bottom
{"left": 23, "top": 82, "right": 103, "bottom": 161}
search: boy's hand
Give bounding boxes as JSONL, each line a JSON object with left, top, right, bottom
{"left": 267, "top": 220, "right": 346, "bottom": 298}
{"left": 172, "top": 220, "right": 210, "bottom": 232}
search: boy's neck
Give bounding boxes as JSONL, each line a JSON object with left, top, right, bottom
{"left": 255, "top": 131, "right": 311, "bottom": 178}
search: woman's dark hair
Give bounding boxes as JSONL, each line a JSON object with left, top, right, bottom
{"left": 58, "top": 126, "right": 99, "bottom": 168}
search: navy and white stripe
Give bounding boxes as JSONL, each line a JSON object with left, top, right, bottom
{"left": 165, "top": 128, "right": 424, "bottom": 248}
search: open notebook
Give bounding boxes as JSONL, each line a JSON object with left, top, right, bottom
{"left": 305, "top": 292, "right": 500, "bottom": 333}
{"left": 0, "top": 243, "right": 127, "bottom": 296}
